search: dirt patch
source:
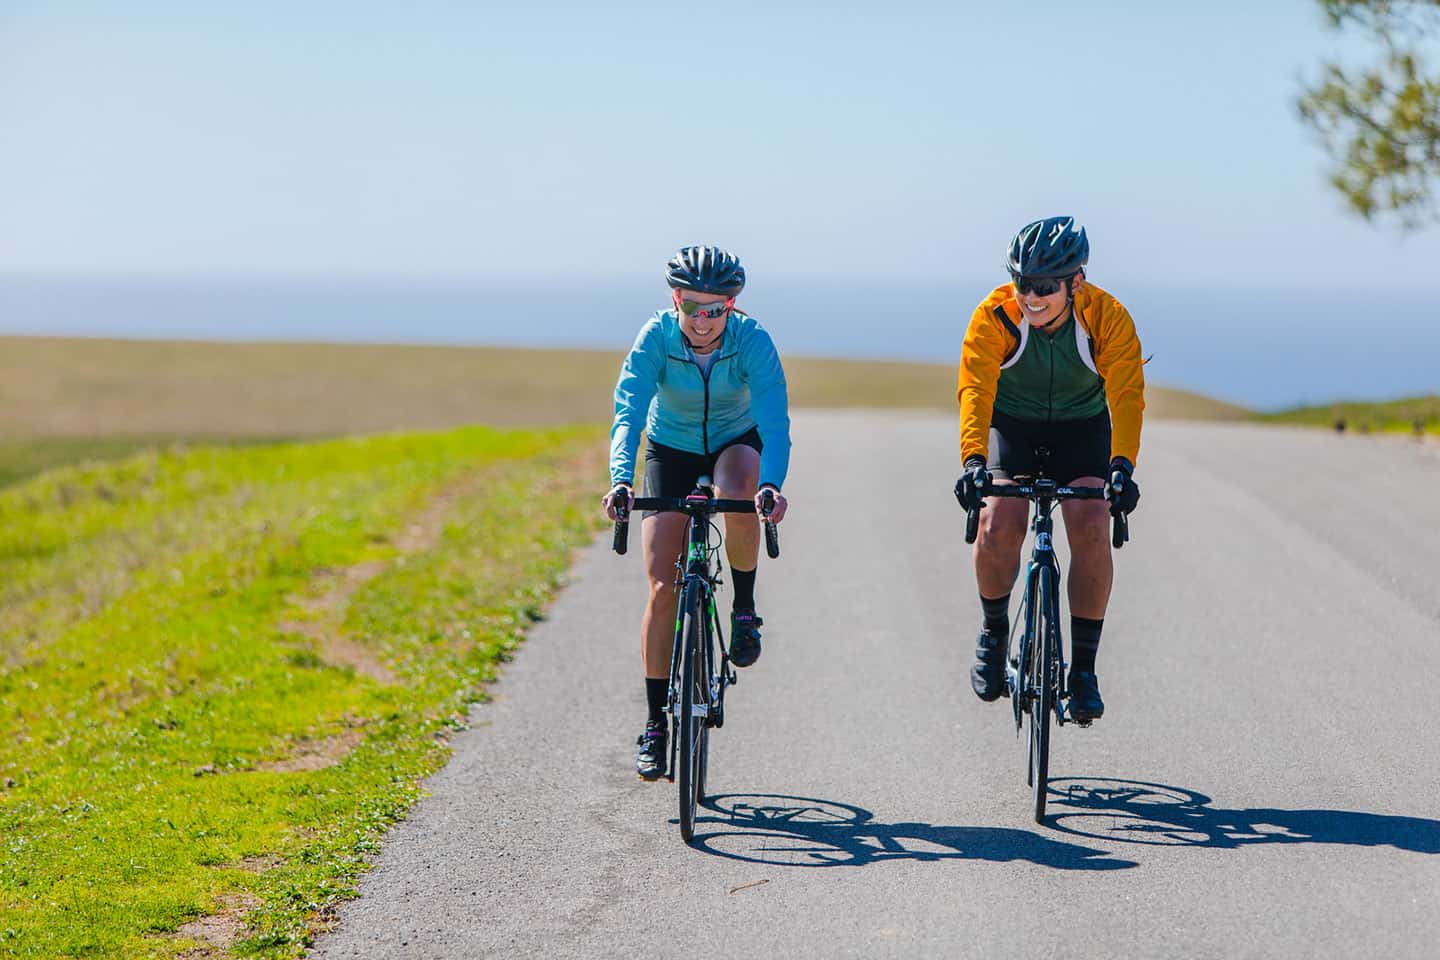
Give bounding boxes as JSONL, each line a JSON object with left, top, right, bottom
{"left": 231, "top": 853, "right": 283, "bottom": 873}
{"left": 277, "top": 562, "right": 395, "bottom": 684}
{"left": 173, "top": 892, "right": 261, "bottom": 956}
{"left": 391, "top": 476, "right": 479, "bottom": 554}
{"left": 257, "top": 728, "right": 366, "bottom": 773}
{"left": 276, "top": 468, "right": 503, "bottom": 684}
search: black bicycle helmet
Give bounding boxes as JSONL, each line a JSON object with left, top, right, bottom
{"left": 1007, "top": 216, "right": 1089, "bottom": 278}
{"left": 665, "top": 245, "right": 746, "bottom": 296}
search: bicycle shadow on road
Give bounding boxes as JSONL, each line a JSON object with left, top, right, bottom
{"left": 1046, "top": 778, "right": 1440, "bottom": 853}
{"left": 687, "top": 793, "right": 1137, "bottom": 871}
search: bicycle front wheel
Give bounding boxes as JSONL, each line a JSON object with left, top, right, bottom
{"left": 677, "top": 583, "right": 708, "bottom": 843}
{"left": 695, "top": 595, "right": 716, "bottom": 801}
{"left": 1029, "top": 566, "right": 1058, "bottom": 823}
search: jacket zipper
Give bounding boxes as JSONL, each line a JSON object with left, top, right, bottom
{"left": 700, "top": 363, "right": 711, "bottom": 454}
{"left": 671, "top": 349, "right": 735, "bottom": 456}
{"left": 1046, "top": 328, "right": 1055, "bottom": 423}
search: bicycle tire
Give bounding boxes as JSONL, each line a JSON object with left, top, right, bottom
{"left": 707, "top": 597, "right": 726, "bottom": 730}
{"left": 1021, "top": 567, "right": 1040, "bottom": 776}
{"left": 695, "top": 596, "right": 714, "bottom": 799}
{"left": 677, "top": 583, "right": 707, "bottom": 843}
{"left": 1030, "top": 566, "right": 1058, "bottom": 823}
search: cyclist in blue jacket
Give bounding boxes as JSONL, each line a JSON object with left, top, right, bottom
{"left": 603, "top": 245, "right": 792, "bottom": 780}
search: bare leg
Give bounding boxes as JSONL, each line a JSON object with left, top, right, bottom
{"left": 1060, "top": 479, "right": 1112, "bottom": 620}
{"left": 640, "top": 512, "right": 688, "bottom": 679}
{"left": 974, "top": 482, "right": 1029, "bottom": 600}
{"left": 713, "top": 443, "right": 760, "bottom": 572}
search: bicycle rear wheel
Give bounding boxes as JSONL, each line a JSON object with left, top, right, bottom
{"left": 677, "top": 584, "right": 708, "bottom": 843}
{"left": 1029, "top": 566, "right": 1058, "bottom": 822}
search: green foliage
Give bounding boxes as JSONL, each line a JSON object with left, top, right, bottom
{"left": 1256, "top": 393, "right": 1440, "bottom": 433}
{"left": 1298, "top": 1, "right": 1440, "bottom": 227}
{"left": 0, "top": 425, "right": 604, "bottom": 957}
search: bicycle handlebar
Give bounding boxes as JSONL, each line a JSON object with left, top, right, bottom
{"left": 760, "top": 489, "right": 779, "bottom": 559}
{"left": 961, "top": 480, "right": 1130, "bottom": 549}
{"left": 981, "top": 482, "right": 1107, "bottom": 501}
{"left": 611, "top": 491, "right": 780, "bottom": 557}
{"left": 612, "top": 511, "right": 631, "bottom": 554}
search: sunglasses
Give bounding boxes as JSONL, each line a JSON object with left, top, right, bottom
{"left": 1011, "top": 274, "right": 1069, "bottom": 297}
{"left": 676, "top": 296, "right": 734, "bottom": 321}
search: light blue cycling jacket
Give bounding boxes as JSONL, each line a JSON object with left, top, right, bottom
{"left": 610, "top": 308, "right": 791, "bottom": 490}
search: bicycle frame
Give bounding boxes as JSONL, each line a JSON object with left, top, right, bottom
{"left": 664, "top": 498, "right": 731, "bottom": 744}
{"left": 1007, "top": 488, "right": 1070, "bottom": 730}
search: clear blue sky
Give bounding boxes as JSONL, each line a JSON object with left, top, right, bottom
{"left": 4, "top": 0, "right": 1439, "bottom": 291}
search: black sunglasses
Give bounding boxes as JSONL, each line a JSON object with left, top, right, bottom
{"left": 1011, "top": 274, "right": 1069, "bottom": 297}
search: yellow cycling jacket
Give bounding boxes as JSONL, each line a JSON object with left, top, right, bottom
{"left": 957, "top": 281, "right": 1145, "bottom": 465}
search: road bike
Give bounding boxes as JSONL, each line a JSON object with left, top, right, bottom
{"left": 960, "top": 448, "right": 1128, "bottom": 822}
{"left": 613, "top": 477, "right": 779, "bottom": 842}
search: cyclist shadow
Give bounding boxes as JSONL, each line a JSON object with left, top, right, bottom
{"left": 688, "top": 793, "right": 1137, "bottom": 871}
{"left": 1045, "top": 777, "right": 1440, "bottom": 854}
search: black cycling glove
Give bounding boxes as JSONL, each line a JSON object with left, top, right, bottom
{"left": 954, "top": 456, "right": 991, "bottom": 512}
{"left": 1108, "top": 457, "right": 1140, "bottom": 514}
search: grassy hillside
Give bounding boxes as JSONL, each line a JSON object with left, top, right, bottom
{"left": 1256, "top": 395, "right": 1440, "bottom": 435}
{"left": 0, "top": 425, "right": 604, "bottom": 957}
{"left": 0, "top": 336, "right": 1245, "bottom": 487}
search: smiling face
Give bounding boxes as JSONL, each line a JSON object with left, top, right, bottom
{"left": 673, "top": 290, "right": 733, "bottom": 353}
{"left": 1014, "top": 272, "right": 1084, "bottom": 330}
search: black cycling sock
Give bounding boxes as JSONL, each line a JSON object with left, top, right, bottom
{"left": 981, "top": 593, "right": 1011, "bottom": 636}
{"left": 645, "top": 678, "right": 667, "bottom": 727}
{"left": 1071, "top": 616, "right": 1103, "bottom": 673}
{"left": 731, "top": 567, "right": 756, "bottom": 611}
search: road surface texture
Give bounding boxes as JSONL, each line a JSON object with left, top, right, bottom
{"left": 313, "top": 411, "right": 1440, "bottom": 959}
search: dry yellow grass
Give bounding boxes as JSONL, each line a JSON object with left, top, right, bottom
{"left": 0, "top": 336, "right": 1245, "bottom": 442}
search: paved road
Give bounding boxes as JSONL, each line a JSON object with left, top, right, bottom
{"left": 313, "top": 412, "right": 1440, "bottom": 960}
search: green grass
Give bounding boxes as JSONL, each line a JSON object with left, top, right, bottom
{"left": 1256, "top": 395, "right": 1440, "bottom": 436}
{"left": 0, "top": 437, "right": 295, "bottom": 490}
{"left": 0, "top": 425, "right": 605, "bottom": 957}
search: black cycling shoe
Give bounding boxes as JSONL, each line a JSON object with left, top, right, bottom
{"left": 970, "top": 629, "right": 1008, "bottom": 702}
{"left": 729, "top": 609, "right": 763, "bottom": 668}
{"left": 1067, "top": 670, "right": 1105, "bottom": 724}
{"left": 635, "top": 722, "right": 667, "bottom": 780}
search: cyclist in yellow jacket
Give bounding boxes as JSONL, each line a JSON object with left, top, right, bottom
{"left": 953, "top": 217, "right": 1144, "bottom": 722}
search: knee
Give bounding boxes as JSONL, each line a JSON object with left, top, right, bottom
{"left": 715, "top": 447, "right": 760, "bottom": 498}
{"left": 716, "top": 471, "right": 758, "bottom": 500}
{"left": 1067, "top": 503, "right": 1111, "bottom": 549}
{"left": 977, "top": 507, "right": 1026, "bottom": 554}
{"left": 647, "top": 574, "right": 678, "bottom": 607}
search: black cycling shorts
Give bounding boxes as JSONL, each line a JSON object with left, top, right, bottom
{"left": 641, "top": 426, "right": 762, "bottom": 516}
{"left": 988, "top": 408, "right": 1111, "bottom": 484}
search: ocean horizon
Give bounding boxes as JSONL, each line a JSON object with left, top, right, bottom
{"left": 1, "top": 273, "right": 1433, "bottom": 412}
